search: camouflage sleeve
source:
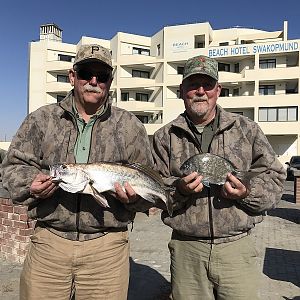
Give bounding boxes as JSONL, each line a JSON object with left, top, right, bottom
{"left": 151, "top": 130, "right": 189, "bottom": 212}
{"left": 2, "top": 113, "right": 44, "bottom": 205}
{"left": 124, "top": 120, "right": 155, "bottom": 212}
{"left": 237, "top": 126, "right": 286, "bottom": 213}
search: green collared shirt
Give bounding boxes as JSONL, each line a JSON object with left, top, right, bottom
{"left": 185, "top": 107, "right": 220, "bottom": 153}
{"left": 72, "top": 99, "right": 107, "bottom": 163}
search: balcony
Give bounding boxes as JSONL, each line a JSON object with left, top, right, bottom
{"left": 46, "top": 81, "right": 72, "bottom": 93}
{"left": 244, "top": 66, "right": 300, "bottom": 81}
{"left": 46, "top": 60, "right": 73, "bottom": 72}
{"left": 116, "top": 100, "right": 160, "bottom": 111}
{"left": 259, "top": 121, "right": 300, "bottom": 135}
{"left": 118, "top": 77, "right": 156, "bottom": 88}
{"left": 219, "top": 71, "right": 243, "bottom": 82}
{"left": 165, "top": 74, "right": 183, "bottom": 86}
{"left": 118, "top": 54, "right": 158, "bottom": 65}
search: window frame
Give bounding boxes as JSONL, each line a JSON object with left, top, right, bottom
{"left": 258, "top": 106, "right": 298, "bottom": 122}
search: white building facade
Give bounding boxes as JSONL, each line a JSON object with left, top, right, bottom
{"left": 28, "top": 22, "right": 300, "bottom": 165}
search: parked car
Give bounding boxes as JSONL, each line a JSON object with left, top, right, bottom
{"left": 285, "top": 156, "right": 300, "bottom": 180}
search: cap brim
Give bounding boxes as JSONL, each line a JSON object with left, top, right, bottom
{"left": 74, "top": 58, "right": 113, "bottom": 69}
{"left": 183, "top": 71, "right": 218, "bottom": 81}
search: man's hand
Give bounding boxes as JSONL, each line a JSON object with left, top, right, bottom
{"left": 29, "top": 173, "right": 58, "bottom": 199}
{"left": 221, "top": 173, "right": 250, "bottom": 200}
{"left": 177, "top": 172, "right": 204, "bottom": 195}
{"left": 114, "top": 182, "right": 139, "bottom": 204}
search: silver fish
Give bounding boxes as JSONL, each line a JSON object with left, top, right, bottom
{"left": 180, "top": 153, "right": 257, "bottom": 187}
{"left": 50, "top": 162, "right": 172, "bottom": 214}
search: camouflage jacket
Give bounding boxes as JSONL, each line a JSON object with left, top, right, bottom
{"left": 152, "top": 105, "right": 286, "bottom": 243}
{"left": 2, "top": 91, "right": 153, "bottom": 241}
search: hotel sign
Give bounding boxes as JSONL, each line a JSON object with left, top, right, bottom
{"left": 172, "top": 41, "right": 190, "bottom": 52}
{"left": 208, "top": 41, "right": 299, "bottom": 58}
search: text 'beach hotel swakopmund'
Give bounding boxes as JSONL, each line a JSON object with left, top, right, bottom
{"left": 28, "top": 21, "right": 299, "bottom": 165}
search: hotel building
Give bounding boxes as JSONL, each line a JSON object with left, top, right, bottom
{"left": 28, "top": 21, "right": 300, "bottom": 165}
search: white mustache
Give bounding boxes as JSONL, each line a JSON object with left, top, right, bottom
{"left": 192, "top": 96, "right": 207, "bottom": 102}
{"left": 84, "top": 84, "right": 102, "bottom": 93}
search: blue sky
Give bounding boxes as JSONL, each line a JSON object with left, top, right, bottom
{"left": 0, "top": 0, "right": 299, "bottom": 141}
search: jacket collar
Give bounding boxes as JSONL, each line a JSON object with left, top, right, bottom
{"left": 171, "top": 105, "right": 238, "bottom": 134}
{"left": 58, "top": 89, "right": 111, "bottom": 121}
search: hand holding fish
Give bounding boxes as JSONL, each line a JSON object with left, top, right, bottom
{"left": 113, "top": 182, "right": 139, "bottom": 204}
{"left": 177, "top": 172, "right": 204, "bottom": 195}
{"left": 30, "top": 173, "right": 58, "bottom": 199}
{"left": 221, "top": 173, "right": 250, "bottom": 200}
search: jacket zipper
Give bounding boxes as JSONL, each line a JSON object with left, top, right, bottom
{"left": 178, "top": 126, "right": 216, "bottom": 240}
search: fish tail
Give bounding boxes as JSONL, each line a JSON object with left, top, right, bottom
{"left": 235, "top": 170, "right": 259, "bottom": 182}
{"left": 165, "top": 189, "right": 173, "bottom": 217}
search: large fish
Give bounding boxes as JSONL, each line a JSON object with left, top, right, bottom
{"left": 180, "top": 153, "right": 258, "bottom": 187}
{"left": 50, "top": 162, "right": 172, "bottom": 214}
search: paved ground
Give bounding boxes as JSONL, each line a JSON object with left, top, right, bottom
{"left": 1, "top": 181, "right": 299, "bottom": 300}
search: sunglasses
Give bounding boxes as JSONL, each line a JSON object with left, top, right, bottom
{"left": 76, "top": 69, "right": 111, "bottom": 83}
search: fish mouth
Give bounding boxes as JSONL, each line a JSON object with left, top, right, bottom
{"left": 51, "top": 177, "right": 61, "bottom": 183}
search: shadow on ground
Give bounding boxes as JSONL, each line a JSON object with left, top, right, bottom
{"left": 128, "top": 257, "right": 171, "bottom": 300}
{"left": 281, "top": 193, "right": 295, "bottom": 203}
{"left": 263, "top": 248, "right": 300, "bottom": 289}
{"left": 268, "top": 207, "right": 300, "bottom": 224}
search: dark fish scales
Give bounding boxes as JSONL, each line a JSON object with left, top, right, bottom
{"left": 180, "top": 153, "right": 257, "bottom": 187}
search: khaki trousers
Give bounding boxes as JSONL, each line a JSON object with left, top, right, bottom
{"left": 20, "top": 227, "right": 129, "bottom": 300}
{"left": 169, "top": 233, "right": 260, "bottom": 300}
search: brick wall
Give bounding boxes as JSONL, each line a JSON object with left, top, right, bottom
{"left": 0, "top": 196, "right": 35, "bottom": 263}
{"left": 294, "top": 171, "right": 300, "bottom": 204}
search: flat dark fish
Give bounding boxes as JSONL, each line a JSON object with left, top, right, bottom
{"left": 180, "top": 153, "right": 257, "bottom": 187}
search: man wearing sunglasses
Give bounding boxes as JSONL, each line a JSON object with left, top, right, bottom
{"left": 2, "top": 44, "right": 153, "bottom": 300}
{"left": 152, "top": 55, "right": 286, "bottom": 299}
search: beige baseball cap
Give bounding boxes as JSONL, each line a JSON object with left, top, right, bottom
{"left": 73, "top": 44, "right": 112, "bottom": 69}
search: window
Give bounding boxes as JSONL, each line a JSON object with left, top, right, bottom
{"left": 220, "top": 88, "right": 229, "bottom": 97}
{"left": 58, "top": 54, "right": 75, "bottom": 62}
{"left": 177, "top": 66, "right": 184, "bottom": 75}
{"left": 232, "top": 111, "right": 244, "bottom": 115}
{"left": 241, "top": 40, "right": 253, "bottom": 44}
{"left": 233, "top": 88, "right": 239, "bottom": 97}
{"left": 218, "top": 63, "right": 230, "bottom": 72}
{"left": 136, "top": 93, "right": 149, "bottom": 102}
{"left": 132, "top": 70, "right": 150, "bottom": 78}
{"left": 258, "top": 106, "right": 298, "bottom": 122}
{"left": 135, "top": 115, "right": 149, "bottom": 123}
{"left": 132, "top": 47, "right": 150, "bottom": 56}
{"left": 157, "top": 44, "right": 161, "bottom": 56}
{"left": 259, "top": 59, "right": 276, "bottom": 69}
{"left": 56, "top": 95, "right": 65, "bottom": 102}
{"left": 57, "top": 75, "right": 69, "bottom": 83}
{"left": 259, "top": 85, "right": 275, "bottom": 95}
{"left": 195, "top": 42, "right": 205, "bottom": 48}
{"left": 234, "top": 63, "right": 239, "bottom": 73}
{"left": 194, "top": 35, "right": 205, "bottom": 49}
{"left": 121, "top": 92, "right": 129, "bottom": 101}
{"left": 219, "top": 42, "right": 229, "bottom": 46}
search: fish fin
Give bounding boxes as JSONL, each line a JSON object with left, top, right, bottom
{"left": 165, "top": 189, "right": 173, "bottom": 217}
{"left": 235, "top": 170, "right": 260, "bottom": 183}
{"left": 127, "top": 163, "right": 164, "bottom": 186}
{"left": 133, "top": 186, "right": 174, "bottom": 217}
{"left": 59, "top": 180, "right": 88, "bottom": 193}
{"left": 132, "top": 186, "right": 157, "bottom": 204}
{"left": 89, "top": 184, "right": 110, "bottom": 208}
{"left": 202, "top": 180, "right": 210, "bottom": 188}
